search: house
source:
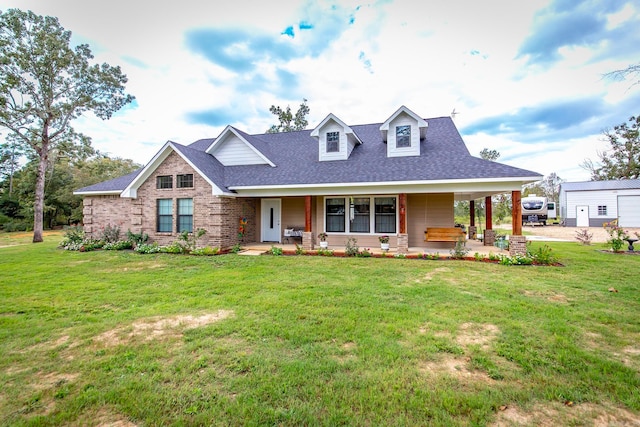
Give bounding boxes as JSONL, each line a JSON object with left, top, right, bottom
{"left": 559, "top": 179, "right": 640, "bottom": 227}
{"left": 74, "top": 106, "right": 542, "bottom": 254}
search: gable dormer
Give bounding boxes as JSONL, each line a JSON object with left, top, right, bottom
{"left": 311, "top": 113, "right": 362, "bottom": 161}
{"left": 205, "top": 126, "right": 274, "bottom": 166}
{"left": 379, "top": 106, "right": 428, "bottom": 158}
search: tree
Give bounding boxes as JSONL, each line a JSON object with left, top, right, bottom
{"left": 479, "top": 148, "right": 500, "bottom": 161}
{"left": 0, "top": 9, "right": 134, "bottom": 242}
{"left": 0, "top": 134, "right": 24, "bottom": 195}
{"left": 581, "top": 115, "right": 640, "bottom": 180}
{"left": 266, "top": 98, "right": 310, "bottom": 133}
{"left": 523, "top": 172, "right": 563, "bottom": 201}
{"left": 605, "top": 63, "right": 640, "bottom": 89}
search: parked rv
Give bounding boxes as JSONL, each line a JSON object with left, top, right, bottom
{"left": 522, "top": 195, "right": 552, "bottom": 225}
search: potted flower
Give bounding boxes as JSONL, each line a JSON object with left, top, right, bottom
{"left": 379, "top": 235, "right": 390, "bottom": 251}
{"left": 317, "top": 232, "right": 329, "bottom": 248}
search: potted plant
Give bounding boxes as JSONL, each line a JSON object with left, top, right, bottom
{"left": 379, "top": 235, "right": 390, "bottom": 251}
{"left": 318, "top": 232, "right": 328, "bottom": 248}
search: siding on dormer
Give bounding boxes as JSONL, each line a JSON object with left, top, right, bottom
{"left": 387, "top": 112, "right": 421, "bottom": 158}
{"left": 212, "top": 134, "right": 267, "bottom": 166}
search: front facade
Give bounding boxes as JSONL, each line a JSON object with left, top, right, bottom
{"left": 76, "top": 106, "right": 542, "bottom": 251}
{"left": 559, "top": 179, "right": 640, "bottom": 227}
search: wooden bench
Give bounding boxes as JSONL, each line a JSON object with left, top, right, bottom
{"left": 424, "top": 227, "right": 466, "bottom": 242}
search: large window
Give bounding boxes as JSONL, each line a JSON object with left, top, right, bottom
{"left": 351, "top": 197, "right": 370, "bottom": 233}
{"left": 375, "top": 197, "right": 396, "bottom": 233}
{"left": 157, "top": 175, "right": 173, "bottom": 189}
{"left": 396, "top": 125, "right": 411, "bottom": 148}
{"left": 177, "top": 198, "right": 193, "bottom": 232}
{"left": 326, "top": 131, "right": 339, "bottom": 152}
{"left": 326, "top": 198, "right": 345, "bottom": 232}
{"left": 177, "top": 174, "right": 194, "bottom": 188}
{"left": 157, "top": 199, "right": 173, "bottom": 232}
{"left": 324, "top": 196, "right": 397, "bottom": 234}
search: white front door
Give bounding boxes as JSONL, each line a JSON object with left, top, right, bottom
{"left": 576, "top": 205, "right": 589, "bottom": 227}
{"left": 261, "top": 199, "right": 281, "bottom": 242}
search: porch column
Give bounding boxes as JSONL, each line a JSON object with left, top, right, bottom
{"left": 510, "top": 190, "right": 527, "bottom": 255}
{"left": 397, "top": 193, "right": 408, "bottom": 254}
{"left": 468, "top": 200, "right": 477, "bottom": 239}
{"left": 484, "top": 196, "right": 496, "bottom": 246}
{"left": 302, "top": 195, "right": 313, "bottom": 250}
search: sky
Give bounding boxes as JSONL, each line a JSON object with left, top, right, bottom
{"left": 2, "top": 0, "right": 639, "bottom": 182}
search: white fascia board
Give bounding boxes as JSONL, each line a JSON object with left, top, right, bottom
{"left": 73, "top": 190, "right": 123, "bottom": 196}
{"left": 380, "top": 105, "right": 428, "bottom": 131}
{"left": 229, "top": 176, "right": 543, "bottom": 197}
{"left": 311, "top": 113, "right": 362, "bottom": 145}
{"left": 206, "top": 126, "right": 275, "bottom": 167}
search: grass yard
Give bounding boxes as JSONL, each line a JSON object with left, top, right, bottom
{"left": 1, "top": 232, "right": 639, "bottom": 426}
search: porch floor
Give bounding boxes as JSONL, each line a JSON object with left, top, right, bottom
{"left": 240, "top": 238, "right": 509, "bottom": 257}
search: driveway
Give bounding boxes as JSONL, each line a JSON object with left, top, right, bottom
{"left": 516, "top": 224, "right": 640, "bottom": 243}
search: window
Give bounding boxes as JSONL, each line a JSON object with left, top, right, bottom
{"left": 598, "top": 205, "right": 607, "bottom": 216}
{"left": 375, "top": 197, "right": 396, "bottom": 233}
{"left": 177, "top": 198, "right": 193, "bottom": 232}
{"left": 326, "top": 131, "right": 339, "bottom": 152}
{"left": 157, "top": 199, "right": 173, "bottom": 232}
{"left": 177, "top": 174, "right": 194, "bottom": 188}
{"left": 396, "top": 125, "right": 411, "bottom": 148}
{"left": 157, "top": 175, "right": 172, "bottom": 189}
{"left": 326, "top": 198, "right": 345, "bottom": 232}
{"left": 350, "top": 197, "right": 370, "bottom": 233}
{"left": 324, "top": 196, "right": 397, "bottom": 234}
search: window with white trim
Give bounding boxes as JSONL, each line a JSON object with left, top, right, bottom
{"left": 324, "top": 196, "right": 397, "bottom": 234}
{"left": 157, "top": 199, "right": 173, "bottom": 232}
{"left": 396, "top": 125, "right": 411, "bottom": 148}
{"left": 177, "top": 198, "right": 193, "bottom": 232}
{"left": 597, "top": 205, "right": 607, "bottom": 216}
{"left": 326, "top": 131, "right": 339, "bottom": 152}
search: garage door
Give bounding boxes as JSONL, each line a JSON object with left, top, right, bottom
{"left": 618, "top": 195, "right": 640, "bottom": 227}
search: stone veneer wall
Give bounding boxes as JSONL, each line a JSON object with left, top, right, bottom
{"left": 83, "top": 151, "right": 257, "bottom": 249}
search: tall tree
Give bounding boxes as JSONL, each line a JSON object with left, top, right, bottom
{"left": 0, "top": 9, "right": 134, "bottom": 242}
{"left": 0, "top": 134, "right": 24, "bottom": 195}
{"left": 266, "top": 98, "right": 310, "bottom": 133}
{"left": 523, "top": 172, "right": 563, "bottom": 201}
{"left": 581, "top": 115, "right": 640, "bottom": 180}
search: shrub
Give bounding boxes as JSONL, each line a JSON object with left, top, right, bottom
{"left": 173, "top": 228, "right": 207, "bottom": 253}
{"left": 268, "top": 245, "right": 283, "bottom": 256}
{"left": 474, "top": 252, "right": 486, "bottom": 261}
{"left": 574, "top": 229, "right": 593, "bottom": 245}
{"left": 317, "top": 248, "right": 334, "bottom": 256}
{"left": 529, "top": 244, "right": 558, "bottom": 265}
{"left": 134, "top": 243, "right": 162, "bottom": 254}
{"left": 2, "top": 220, "right": 30, "bottom": 232}
{"left": 358, "top": 248, "right": 372, "bottom": 257}
{"left": 344, "top": 237, "right": 359, "bottom": 257}
{"left": 103, "top": 240, "right": 134, "bottom": 250}
{"left": 126, "top": 230, "right": 149, "bottom": 247}
{"left": 191, "top": 246, "right": 220, "bottom": 256}
{"left": 230, "top": 244, "right": 242, "bottom": 254}
{"left": 449, "top": 237, "right": 469, "bottom": 259}
{"left": 604, "top": 221, "right": 628, "bottom": 252}
{"left": 294, "top": 244, "right": 305, "bottom": 255}
{"left": 100, "top": 224, "right": 122, "bottom": 243}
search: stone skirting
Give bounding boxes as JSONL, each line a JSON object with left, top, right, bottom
{"left": 509, "top": 235, "right": 527, "bottom": 256}
{"left": 397, "top": 233, "right": 408, "bottom": 254}
{"left": 302, "top": 231, "right": 313, "bottom": 251}
{"left": 468, "top": 226, "right": 477, "bottom": 240}
{"left": 484, "top": 229, "right": 496, "bottom": 246}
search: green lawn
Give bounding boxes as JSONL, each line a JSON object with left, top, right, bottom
{"left": 1, "top": 232, "right": 639, "bottom": 426}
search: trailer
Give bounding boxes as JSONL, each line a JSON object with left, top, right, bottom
{"left": 522, "top": 195, "right": 549, "bottom": 225}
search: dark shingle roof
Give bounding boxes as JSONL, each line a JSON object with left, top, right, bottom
{"left": 77, "top": 116, "right": 541, "bottom": 194}
{"left": 75, "top": 169, "right": 142, "bottom": 193}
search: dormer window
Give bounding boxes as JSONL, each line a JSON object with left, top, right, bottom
{"left": 327, "top": 131, "right": 339, "bottom": 152}
{"left": 396, "top": 125, "right": 411, "bottom": 148}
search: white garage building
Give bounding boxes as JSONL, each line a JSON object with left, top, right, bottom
{"left": 559, "top": 179, "right": 640, "bottom": 227}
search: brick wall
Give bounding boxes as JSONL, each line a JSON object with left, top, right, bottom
{"left": 83, "top": 151, "right": 257, "bottom": 249}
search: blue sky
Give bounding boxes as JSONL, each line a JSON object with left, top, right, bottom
{"left": 2, "top": 0, "right": 639, "bottom": 181}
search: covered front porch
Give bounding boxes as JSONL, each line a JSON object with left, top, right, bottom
{"left": 253, "top": 191, "right": 527, "bottom": 256}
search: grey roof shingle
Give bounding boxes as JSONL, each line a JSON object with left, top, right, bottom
{"left": 75, "top": 169, "right": 142, "bottom": 193}
{"left": 76, "top": 116, "right": 541, "bottom": 194}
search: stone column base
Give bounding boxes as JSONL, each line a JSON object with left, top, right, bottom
{"left": 397, "top": 233, "right": 408, "bottom": 254}
{"left": 509, "top": 235, "right": 527, "bottom": 256}
{"left": 302, "top": 232, "right": 313, "bottom": 251}
{"left": 484, "top": 229, "right": 496, "bottom": 246}
{"left": 468, "top": 226, "right": 477, "bottom": 240}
